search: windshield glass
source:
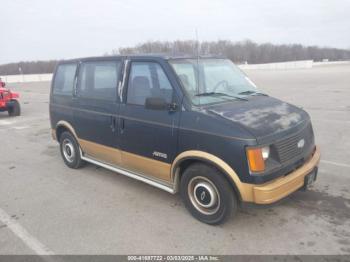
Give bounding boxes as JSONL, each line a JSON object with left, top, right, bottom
{"left": 170, "top": 58, "right": 259, "bottom": 105}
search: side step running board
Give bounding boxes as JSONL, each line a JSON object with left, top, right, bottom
{"left": 81, "top": 155, "right": 175, "bottom": 194}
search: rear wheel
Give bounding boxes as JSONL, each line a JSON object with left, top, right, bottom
{"left": 8, "top": 100, "right": 21, "bottom": 116}
{"left": 59, "top": 131, "right": 85, "bottom": 169}
{"left": 180, "top": 163, "right": 237, "bottom": 225}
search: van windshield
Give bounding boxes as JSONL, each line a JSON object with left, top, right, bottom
{"left": 169, "top": 58, "right": 259, "bottom": 105}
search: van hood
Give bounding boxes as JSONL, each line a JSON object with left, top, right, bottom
{"left": 205, "top": 96, "right": 309, "bottom": 141}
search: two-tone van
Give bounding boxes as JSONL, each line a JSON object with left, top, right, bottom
{"left": 49, "top": 55, "right": 320, "bottom": 224}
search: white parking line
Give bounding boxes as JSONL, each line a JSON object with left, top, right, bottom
{"left": 0, "top": 207, "right": 54, "bottom": 255}
{"left": 13, "top": 126, "right": 30, "bottom": 130}
{"left": 321, "top": 160, "right": 350, "bottom": 168}
{"left": 0, "top": 120, "right": 16, "bottom": 126}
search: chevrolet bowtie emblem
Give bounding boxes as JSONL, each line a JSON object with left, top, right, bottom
{"left": 297, "top": 139, "right": 305, "bottom": 148}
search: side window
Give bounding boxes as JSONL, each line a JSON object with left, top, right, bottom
{"left": 53, "top": 63, "right": 77, "bottom": 95}
{"left": 127, "top": 62, "right": 173, "bottom": 106}
{"left": 78, "top": 61, "right": 121, "bottom": 101}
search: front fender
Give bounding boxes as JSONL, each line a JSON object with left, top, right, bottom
{"left": 171, "top": 150, "right": 254, "bottom": 202}
{"left": 10, "top": 92, "right": 19, "bottom": 99}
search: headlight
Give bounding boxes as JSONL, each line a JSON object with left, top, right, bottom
{"left": 246, "top": 146, "right": 270, "bottom": 173}
{"left": 261, "top": 146, "right": 270, "bottom": 160}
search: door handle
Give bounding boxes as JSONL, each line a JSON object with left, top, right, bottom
{"left": 119, "top": 117, "right": 125, "bottom": 135}
{"left": 110, "top": 116, "right": 116, "bottom": 132}
{"left": 119, "top": 117, "right": 125, "bottom": 131}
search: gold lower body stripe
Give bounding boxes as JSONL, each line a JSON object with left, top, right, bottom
{"left": 78, "top": 138, "right": 171, "bottom": 183}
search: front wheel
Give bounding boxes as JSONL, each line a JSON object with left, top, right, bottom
{"left": 8, "top": 100, "right": 21, "bottom": 116}
{"left": 180, "top": 163, "right": 237, "bottom": 225}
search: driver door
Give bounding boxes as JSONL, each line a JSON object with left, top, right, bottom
{"left": 118, "top": 60, "right": 181, "bottom": 183}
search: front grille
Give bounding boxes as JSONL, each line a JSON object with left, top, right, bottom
{"left": 274, "top": 123, "right": 314, "bottom": 163}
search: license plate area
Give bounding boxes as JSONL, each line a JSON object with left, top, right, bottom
{"left": 302, "top": 167, "right": 318, "bottom": 190}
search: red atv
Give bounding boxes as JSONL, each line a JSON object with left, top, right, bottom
{"left": 0, "top": 79, "right": 21, "bottom": 116}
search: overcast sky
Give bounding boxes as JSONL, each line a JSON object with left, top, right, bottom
{"left": 1, "top": 0, "right": 350, "bottom": 64}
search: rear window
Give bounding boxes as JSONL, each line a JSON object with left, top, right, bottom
{"left": 53, "top": 63, "right": 77, "bottom": 96}
{"left": 78, "top": 61, "right": 121, "bottom": 101}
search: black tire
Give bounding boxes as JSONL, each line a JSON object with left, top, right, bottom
{"left": 59, "top": 131, "right": 85, "bottom": 169}
{"left": 180, "top": 163, "right": 237, "bottom": 225}
{"left": 8, "top": 100, "right": 21, "bottom": 116}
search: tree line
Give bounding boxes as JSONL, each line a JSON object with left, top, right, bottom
{"left": 1, "top": 40, "right": 349, "bottom": 75}
{"left": 0, "top": 60, "right": 58, "bottom": 76}
{"left": 116, "top": 40, "right": 350, "bottom": 64}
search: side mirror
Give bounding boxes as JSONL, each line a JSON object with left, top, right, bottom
{"left": 145, "top": 97, "right": 178, "bottom": 111}
{"left": 1, "top": 82, "right": 5, "bottom": 88}
{"left": 145, "top": 97, "right": 168, "bottom": 110}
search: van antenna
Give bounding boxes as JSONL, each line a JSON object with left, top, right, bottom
{"left": 195, "top": 28, "right": 201, "bottom": 105}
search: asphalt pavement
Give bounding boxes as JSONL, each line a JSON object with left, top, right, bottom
{"left": 0, "top": 64, "right": 349, "bottom": 255}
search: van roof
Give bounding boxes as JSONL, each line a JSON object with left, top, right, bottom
{"left": 58, "top": 54, "right": 226, "bottom": 63}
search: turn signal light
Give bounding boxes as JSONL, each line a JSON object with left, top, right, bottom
{"left": 246, "top": 147, "right": 265, "bottom": 172}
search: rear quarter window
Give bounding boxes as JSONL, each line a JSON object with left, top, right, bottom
{"left": 53, "top": 63, "right": 77, "bottom": 96}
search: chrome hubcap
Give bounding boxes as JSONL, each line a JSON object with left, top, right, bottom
{"left": 188, "top": 176, "right": 220, "bottom": 215}
{"left": 62, "top": 138, "right": 75, "bottom": 163}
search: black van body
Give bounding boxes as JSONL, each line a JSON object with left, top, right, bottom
{"left": 50, "top": 55, "right": 320, "bottom": 224}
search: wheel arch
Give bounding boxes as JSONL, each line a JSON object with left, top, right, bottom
{"left": 54, "top": 120, "right": 78, "bottom": 142}
{"left": 171, "top": 150, "right": 253, "bottom": 202}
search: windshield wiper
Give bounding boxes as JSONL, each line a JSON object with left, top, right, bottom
{"left": 195, "top": 92, "right": 248, "bottom": 101}
{"left": 238, "top": 90, "right": 268, "bottom": 96}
